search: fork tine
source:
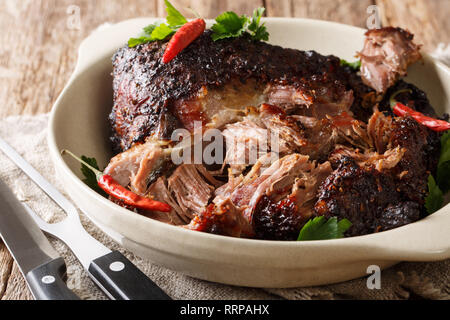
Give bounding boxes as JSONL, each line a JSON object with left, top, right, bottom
{"left": 21, "top": 202, "right": 54, "bottom": 233}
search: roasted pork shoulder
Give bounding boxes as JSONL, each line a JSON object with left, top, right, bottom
{"left": 104, "top": 25, "right": 443, "bottom": 240}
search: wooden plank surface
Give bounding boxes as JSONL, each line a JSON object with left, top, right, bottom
{"left": 265, "top": 0, "right": 374, "bottom": 27}
{"left": 0, "top": 0, "right": 449, "bottom": 300}
{"left": 375, "top": 0, "right": 450, "bottom": 51}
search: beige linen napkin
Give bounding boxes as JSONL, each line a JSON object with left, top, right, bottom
{"left": 0, "top": 113, "right": 448, "bottom": 300}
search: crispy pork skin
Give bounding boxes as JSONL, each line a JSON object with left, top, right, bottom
{"left": 314, "top": 157, "right": 416, "bottom": 236}
{"left": 358, "top": 27, "right": 421, "bottom": 93}
{"left": 388, "top": 116, "right": 440, "bottom": 204}
{"left": 186, "top": 200, "right": 253, "bottom": 238}
{"left": 110, "top": 31, "right": 355, "bottom": 151}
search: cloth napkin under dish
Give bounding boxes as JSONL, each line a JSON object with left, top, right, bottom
{"left": 1, "top": 44, "right": 450, "bottom": 300}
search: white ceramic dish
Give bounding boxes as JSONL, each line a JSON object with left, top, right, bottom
{"left": 48, "top": 18, "right": 450, "bottom": 288}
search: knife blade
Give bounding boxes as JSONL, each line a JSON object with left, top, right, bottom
{"left": 0, "top": 137, "right": 171, "bottom": 300}
{"left": 0, "top": 178, "right": 79, "bottom": 300}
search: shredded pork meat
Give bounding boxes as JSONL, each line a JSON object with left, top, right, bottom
{"left": 358, "top": 27, "right": 422, "bottom": 93}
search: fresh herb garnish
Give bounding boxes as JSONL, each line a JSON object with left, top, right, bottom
{"left": 129, "top": 2, "right": 270, "bottom": 47}
{"left": 340, "top": 59, "right": 361, "bottom": 71}
{"left": 437, "top": 131, "right": 450, "bottom": 193}
{"left": 425, "top": 175, "right": 443, "bottom": 214}
{"left": 297, "top": 216, "right": 352, "bottom": 241}
{"left": 424, "top": 131, "right": 450, "bottom": 214}
{"left": 211, "top": 7, "right": 269, "bottom": 42}
{"left": 128, "top": 0, "right": 187, "bottom": 47}
{"left": 165, "top": 0, "right": 188, "bottom": 27}
{"left": 80, "top": 155, "right": 108, "bottom": 197}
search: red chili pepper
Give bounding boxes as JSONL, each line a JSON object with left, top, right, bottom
{"left": 62, "top": 150, "right": 171, "bottom": 212}
{"left": 393, "top": 103, "right": 450, "bottom": 132}
{"left": 163, "top": 18, "right": 206, "bottom": 64}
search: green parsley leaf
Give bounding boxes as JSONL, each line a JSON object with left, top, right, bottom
{"left": 211, "top": 11, "right": 248, "bottom": 41}
{"left": 340, "top": 59, "right": 361, "bottom": 71}
{"left": 150, "top": 23, "right": 175, "bottom": 41}
{"left": 165, "top": 0, "right": 187, "bottom": 28}
{"left": 128, "top": 36, "right": 152, "bottom": 48}
{"left": 425, "top": 175, "right": 443, "bottom": 214}
{"left": 80, "top": 156, "right": 108, "bottom": 197}
{"left": 297, "top": 216, "right": 352, "bottom": 241}
{"left": 437, "top": 130, "right": 450, "bottom": 193}
{"left": 211, "top": 7, "right": 269, "bottom": 42}
{"left": 128, "top": 0, "right": 187, "bottom": 47}
{"left": 247, "top": 8, "right": 269, "bottom": 41}
{"left": 143, "top": 22, "right": 160, "bottom": 35}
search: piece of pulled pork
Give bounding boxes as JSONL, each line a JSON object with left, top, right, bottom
{"left": 358, "top": 27, "right": 421, "bottom": 93}
{"left": 167, "top": 164, "right": 222, "bottom": 221}
{"left": 315, "top": 110, "right": 440, "bottom": 236}
{"left": 104, "top": 140, "right": 169, "bottom": 195}
{"left": 188, "top": 153, "right": 333, "bottom": 240}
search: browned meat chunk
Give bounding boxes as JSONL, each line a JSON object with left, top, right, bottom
{"left": 388, "top": 116, "right": 439, "bottom": 204}
{"left": 314, "top": 157, "right": 416, "bottom": 236}
{"left": 314, "top": 111, "right": 440, "bottom": 236}
{"left": 186, "top": 200, "right": 253, "bottom": 238}
{"left": 110, "top": 31, "right": 354, "bottom": 151}
{"left": 259, "top": 104, "right": 307, "bottom": 154}
{"left": 358, "top": 27, "right": 421, "bottom": 93}
{"left": 189, "top": 153, "right": 332, "bottom": 239}
{"left": 252, "top": 161, "right": 332, "bottom": 240}
{"left": 329, "top": 144, "right": 405, "bottom": 172}
{"left": 378, "top": 202, "right": 420, "bottom": 231}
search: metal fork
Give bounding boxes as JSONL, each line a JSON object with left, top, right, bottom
{"left": 0, "top": 137, "right": 171, "bottom": 300}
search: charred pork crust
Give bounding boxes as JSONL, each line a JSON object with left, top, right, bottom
{"left": 314, "top": 114, "right": 439, "bottom": 236}
{"left": 389, "top": 116, "right": 440, "bottom": 203}
{"left": 110, "top": 30, "right": 351, "bottom": 152}
{"left": 314, "top": 157, "right": 420, "bottom": 236}
{"left": 378, "top": 201, "right": 420, "bottom": 231}
{"left": 378, "top": 80, "right": 441, "bottom": 177}
{"left": 252, "top": 196, "right": 301, "bottom": 240}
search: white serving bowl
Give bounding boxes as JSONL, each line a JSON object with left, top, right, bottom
{"left": 48, "top": 18, "right": 450, "bottom": 288}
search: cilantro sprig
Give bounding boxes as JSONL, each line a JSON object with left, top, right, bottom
{"left": 437, "top": 131, "right": 450, "bottom": 193}
{"left": 80, "top": 156, "right": 108, "bottom": 197}
{"left": 128, "top": 0, "right": 187, "bottom": 47}
{"left": 425, "top": 175, "right": 443, "bottom": 214}
{"left": 211, "top": 7, "right": 269, "bottom": 42}
{"left": 128, "top": 2, "right": 270, "bottom": 47}
{"left": 425, "top": 130, "right": 450, "bottom": 214}
{"left": 297, "top": 216, "right": 352, "bottom": 241}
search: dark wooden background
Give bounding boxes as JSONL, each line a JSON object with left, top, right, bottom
{"left": 0, "top": 0, "right": 449, "bottom": 300}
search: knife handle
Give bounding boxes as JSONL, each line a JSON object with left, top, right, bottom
{"left": 25, "top": 257, "right": 80, "bottom": 300}
{"left": 88, "top": 251, "right": 171, "bottom": 300}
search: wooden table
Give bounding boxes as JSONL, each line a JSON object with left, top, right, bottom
{"left": 0, "top": 0, "right": 449, "bottom": 300}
